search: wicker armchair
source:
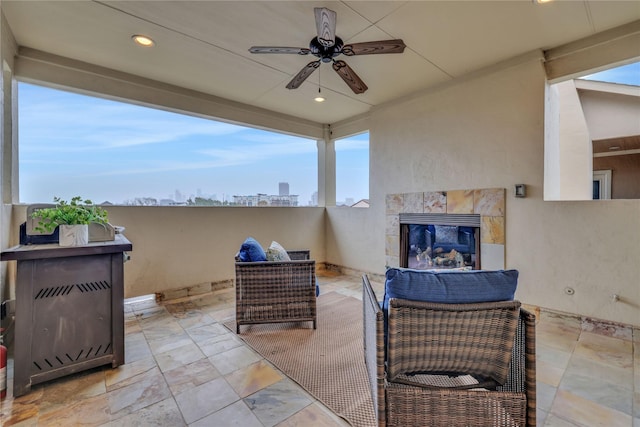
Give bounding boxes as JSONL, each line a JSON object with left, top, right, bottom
{"left": 363, "top": 275, "right": 536, "bottom": 427}
{"left": 235, "top": 250, "right": 316, "bottom": 333}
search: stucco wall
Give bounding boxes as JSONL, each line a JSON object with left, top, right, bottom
{"left": 10, "top": 205, "right": 326, "bottom": 298}
{"left": 327, "top": 58, "right": 639, "bottom": 326}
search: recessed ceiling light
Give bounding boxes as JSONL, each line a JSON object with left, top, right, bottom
{"left": 132, "top": 35, "right": 155, "bottom": 47}
{"left": 314, "top": 96, "right": 326, "bottom": 103}
{"left": 534, "top": 0, "right": 554, "bottom": 3}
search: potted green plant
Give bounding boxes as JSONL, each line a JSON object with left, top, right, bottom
{"left": 31, "top": 196, "right": 109, "bottom": 247}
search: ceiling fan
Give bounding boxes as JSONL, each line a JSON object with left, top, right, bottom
{"left": 249, "top": 7, "right": 406, "bottom": 94}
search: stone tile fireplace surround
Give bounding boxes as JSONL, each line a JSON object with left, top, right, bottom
{"left": 386, "top": 188, "right": 506, "bottom": 270}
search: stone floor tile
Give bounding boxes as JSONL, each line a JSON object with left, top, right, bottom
{"left": 276, "top": 402, "right": 350, "bottom": 427}
{"left": 539, "top": 311, "right": 582, "bottom": 331}
{"left": 109, "top": 397, "right": 186, "bottom": 427}
{"left": 197, "top": 332, "right": 244, "bottom": 357}
{"left": 550, "top": 388, "right": 632, "bottom": 426}
{"left": 543, "top": 413, "right": 582, "bottom": 426}
{"left": 134, "top": 305, "right": 172, "bottom": 326}
{"left": 146, "top": 330, "right": 194, "bottom": 356}
{"left": 124, "top": 317, "right": 142, "bottom": 335}
{"left": 537, "top": 359, "right": 566, "bottom": 387}
{"left": 155, "top": 342, "right": 206, "bottom": 373}
{"left": 37, "top": 367, "right": 106, "bottom": 415}
{"left": 537, "top": 408, "right": 549, "bottom": 426}
{"left": 564, "top": 354, "right": 633, "bottom": 392}
{"left": 37, "top": 394, "right": 111, "bottom": 426}
{"left": 559, "top": 369, "right": 632, "bottom": 415}
{"left": 536, "top": 326, "right": 580, "bottom": 353}
{"left": 107, "top": 367, "right": 172, "bottom": 420}
{"left": 537, "top": 381, "right": 558, "bottom": 412}
{"left": 189, "top": 400, "right": 263, "bottom": 427}
{"left": 105, "top": 356, "right": 157, "bottom": 391}
{"left": 208, "top": 345, "right": 262, "bottom": 375}
{"left": 124, "top": 332, "right": 153, "bottom": 363}
{"left": 536, "top": 342, "right": 573, "bottom": 371}
{"left": 177, "top": 311, "right": 217, "bottom": 330}
{"left": 203, "top": 306, "right": 235, "bottom": 322}
{"left": 174, "top": 377, "right": 239, "bottom": 424}
{"left": 164, "top": 301, "right": 198, "bottom": 316}
{"left": 186, "top": 323, "right": 229, "bottom": 343}
{"left": 0, "top": 384, "right": 44, "bottom": 426}
{"left": 225, "top": 360, "right": 283, "bottom": 398}
{"left": 163, "top": 358, "right": 221, "bottom": 396}
{"left": 142, "top": 319, "right": 185, "bottom": 340}
{"left": 244, "top": 379, "right": 313, "bottom": 427}
{"left": 573, "top": 331, "right": 633, "bottom": 370}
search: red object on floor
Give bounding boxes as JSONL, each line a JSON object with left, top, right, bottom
{"left": 0, "top": 331, "right": 6, "bottom": 399}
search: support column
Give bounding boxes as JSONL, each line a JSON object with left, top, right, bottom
{"left": 316, "top": 124, "right": 336, "bottom": 207}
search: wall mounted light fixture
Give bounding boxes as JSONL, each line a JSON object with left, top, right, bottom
{"left": 515, "top": 184, "right": 526, "bottom": 198}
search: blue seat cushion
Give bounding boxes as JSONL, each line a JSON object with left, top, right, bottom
{"left": 383, "top": 268, "right": 518, "bottom": 312}
{"left": 237, "top": 237, "right": 267, "bottom": 262}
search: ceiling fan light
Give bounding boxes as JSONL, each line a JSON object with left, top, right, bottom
{"left": 315, "top": 85, "right": 325, "bottom": 102}
{"left": 132, "top": 35, "right": 155, "bottom": 47}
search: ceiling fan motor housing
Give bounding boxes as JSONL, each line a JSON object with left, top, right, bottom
{"left": 310, "top": 36, "right": 344, "bottom": 62}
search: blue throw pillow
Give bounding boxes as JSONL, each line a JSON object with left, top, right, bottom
{"left": 237, "top": 237, "right": 267, "bottom": 262}
{"left": 383, "top": 268, "right": 518, "bottom": 312}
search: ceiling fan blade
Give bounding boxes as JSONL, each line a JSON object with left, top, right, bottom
{"left": 286, "top": 60, "right": 321, "bottom": 89}
{"left": 332, "top": 60, "right": 368, "bottom": 94}
{"left": 314, "top": 7, "right": 337, "bottom": 48}
{"left": 341, "top": 39, "right": 406, "bottom": 56}
{"left": 249, "top": 46, "right": 311, "bottom": 55}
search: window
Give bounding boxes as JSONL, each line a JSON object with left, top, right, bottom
{"left": 18, "top": 83, "right": 317, "bottom": 206}
{"left": 335, "top": 133, "right": 369, "bottom": 207}
{"left": 592, "top": 170, "right": 611, "bottom": 200}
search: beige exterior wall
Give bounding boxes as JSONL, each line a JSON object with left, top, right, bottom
{"left": 327, "top": 58, "right": 640, "bottom": 326}
{"left": 10, "top": 205, "right": 326, "bottom": 298}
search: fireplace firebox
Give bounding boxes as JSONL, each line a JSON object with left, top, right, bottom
{"left": 400, "top": 213, "right": 481, "bottom": 270}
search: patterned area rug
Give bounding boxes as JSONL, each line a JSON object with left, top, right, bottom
{"left": 225, "top": 292, "right": 376, "bottom": 427}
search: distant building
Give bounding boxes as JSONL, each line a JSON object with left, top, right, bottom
{"left": 310, "top": 191, "right": 318, "bottom": 206}
{"left": 351, "top": 199, "right": 370, "bottom": 208}
{"left": 279, "top": 182, "right": 289, "bottom": 196}
{"left": 233, "top": 193, "right": 299, "bottom": 207}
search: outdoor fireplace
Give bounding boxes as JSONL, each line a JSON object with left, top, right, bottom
{"left": 400, "top": 213, "right": 481, "bottom": 270}
{"left": 386, "top": 188, "right": 506, "bottom": 271}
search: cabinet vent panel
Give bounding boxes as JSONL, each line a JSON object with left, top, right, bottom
{"left": 32, "top": 343, "right": 112, "bottom": 372}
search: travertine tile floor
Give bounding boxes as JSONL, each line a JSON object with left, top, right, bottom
{"left": 1, "top": 272, "right": 638, "bottom": 426}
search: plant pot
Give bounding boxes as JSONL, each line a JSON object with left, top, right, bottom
{"left": 59, "top": 224, "right": 89, "bottom": 247}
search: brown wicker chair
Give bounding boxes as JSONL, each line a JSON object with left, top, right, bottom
{"left": 363, "top": 275, "right": 536, "bottom": 427}
{"left": 235, "top": 250, "right": 316, "bottom": 333}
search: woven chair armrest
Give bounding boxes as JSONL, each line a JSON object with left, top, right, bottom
{"left": 286, "top": 250, "right": 310, "bottom": 260}
{"left": 362, "top": 274, "right": 386, "bottom": 426}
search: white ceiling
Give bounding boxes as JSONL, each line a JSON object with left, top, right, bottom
{"left": 3, "top": 1, "right": 640, "bottom": 124}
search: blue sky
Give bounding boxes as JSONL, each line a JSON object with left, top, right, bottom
{"left": 18, "top": 83, "right": 369, "bottom": 205}
{"left": 581, "top": 61, "right": 640, "bottom": 86}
